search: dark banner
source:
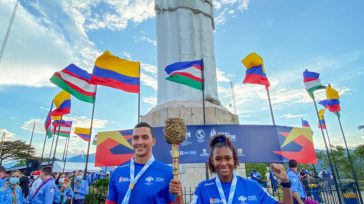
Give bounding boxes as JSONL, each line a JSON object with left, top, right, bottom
{"left": 95, "top": 124, "right": 317, "bottom": 166}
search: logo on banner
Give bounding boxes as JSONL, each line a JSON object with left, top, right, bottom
{"left": 237, "top": 148, "right": 244, "bottom": 156}
{"left": 181, "top": 132, "right": 192, "bottom": 146}
{"left": 210, "top": 128, "right": 217, "bottom": 137}
{"left": 195, "top": 129, "right": 205, "bottom": 143}
{"left": 200, "top": 149, "right": 209, "bottom": 156}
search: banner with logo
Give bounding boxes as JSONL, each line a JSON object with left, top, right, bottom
{"left": 95, "top": 124, "right": 317, "bottom": 166}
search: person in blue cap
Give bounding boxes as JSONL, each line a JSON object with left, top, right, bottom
{"left": 29, "top": 166, "right": 56, "bottom": 204}
{"left": 2, "top": 170, "right": 24, "bottom": 203}
{"left": 106, "top": 122, "right": 183, "bottom": 204}
{"left": 54, "top": 173, "right": 74, "bottom": 204}
{"left": 72, "top": 171, "right": 89, "bottom": 204}
{"left": 190, "top": 134, "right": 293, "bottom": 204}
{"left": 287, "top": 159, "right": 306, "bottom": 204}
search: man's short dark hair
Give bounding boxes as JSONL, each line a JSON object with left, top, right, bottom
{"left": 289, "top": 159, "right": 298, "bottom": 168}
{"left": 41, "top": 166, "right": 53, "bottom": 176}
{"left": 0, "top": 165, "right": 6, "bottom": 173}
{"left": 134, "top": 122, "right": 154, "bottom": 137}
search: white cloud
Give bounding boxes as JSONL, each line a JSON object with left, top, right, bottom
{"left": 143, "top": 96, "right": 157, "bottom": 106}
{"left": 21, "top": 119, "right": 45, "bottom": 134}
{"left": 82, "top": 0, "right": 155, "bottom": 31}
{"left": 280, "top": 113, "right": 307, "bottom": 119}
{"left": 142, "top": 63, "right": 157, "bottom": 74}
{"left": 216, "top": 68, "right": 233, "bottom": 83}
{"left": 140, "top": 63, "right": 158, "bottom": 90}
{"left": 0, "top": 129, "right": 17, "bottom": 141}
{"left": 213, "top": 0, "right": 249, "bottom": 26}
{"left": 0, "top": 1, "right": 99, "bottom": 87}
{"left": 137, "top": 36, "right": 157, "bottom": 47}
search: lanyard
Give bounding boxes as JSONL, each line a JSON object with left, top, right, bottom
{"left": 30, "top": 178, "right": 52, "bottom": 201}
{"left": 121, "top": 155, "right": 155, "bottom": 204}
{"left": 12, "top": 187, "right": 17, "bottom": 204}
{"left": 215, "top": 174, "right": 237, "bottom": 204}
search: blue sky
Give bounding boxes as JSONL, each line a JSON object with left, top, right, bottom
{"left": 0, "top": 0, "right": 363, "bottom": 158}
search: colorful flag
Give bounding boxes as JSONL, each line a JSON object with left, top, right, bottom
{"left": 92, "top": 135, "right": 97, "bottom": 145}
{"left": 164, "top": 59, "right": 204, "bottom": 91}
{"left": 303, "top": 70, "right": 326, "bottom": 97}
{"left": 74, "top": 127, "right": 91, "bottom": 142}
{"left": 91, "top": 51, "right": 140, "bottom": 93}
{"left": 53, "top": 120, "right": 72, "bottom": 137}
{"left": 50, "top": 91, "right": 71, "bottom": 116}
{"left": 46, "top": 125, "right": 53, "bottom": 139}
{"left": 301, "top": 119, "right": 310, "bottom": 128}
{"left": 320, "top": 84, "right": 341, "bottom": 113}
{"left": 50, "top": 64, "right": 96, "bottom": 103}
{"left": 44, "top": 103, "right": 53, "bottom": 130}
{"left": 241, "top": 52, "right": 270, "bottom": 89}
{"left": 318, "top": 109, "right": 326, "bottom": 129}
{"left": 95, "top": 130, "right": 133, "bottom": 166}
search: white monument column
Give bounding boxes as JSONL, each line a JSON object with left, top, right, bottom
{"left": 155, "top": 0, "right": 219, "bottom": 105}
{"left": 141, "top": 0, "right": 244, "bottom": 189}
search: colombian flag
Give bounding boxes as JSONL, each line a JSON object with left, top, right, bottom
{"left": 50, "top": 91, "right": 71, "bottom": 116}
{"left": 241, "top": 52, "right": 270, "bottom": 89}
{"left": 320, "top": 84, "right": 341, "bottom": 113}
{"left": 91, "top": 51, "right": 140, "bottom": 93}
{"left": 74, "top": 127, "right": 91, "bottom": 142}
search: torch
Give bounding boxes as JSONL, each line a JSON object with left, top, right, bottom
{"left": 164, "top": 118, "right": 187, "bottom": 202}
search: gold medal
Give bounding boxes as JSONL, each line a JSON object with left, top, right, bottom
{"left": 129, "top": 182, "right": 135, "bottom": 190}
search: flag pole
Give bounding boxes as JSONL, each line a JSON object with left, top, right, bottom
{"left": 322, "top": 119, "right": 341, "bottom": 184}
{"left": 39, "top": 130, "right": 48, "bottom": 168}
{"left": 0, "top": 132, "right": 6, "bottom": 165}
{"left": 63, "top": 137, "right": 70, "bottom": 172}
{"left": 336, "top": 113, "right": 363, "bottom": 204}
{"left": 27, "top": 121, "right": 36, "bottom": 156}
{"left": 138, "top": 63, "right": 141, "bottom": 122}
{"left": 62, "top": 137, "right": 68, "bottom": 161}
{"left": 266, "top": 87, "right": 275, "bottom": 125}
{"left": 51, "top": 116, "right": 63, "bottom": 167}
{"left": 48, "top": 131, "right": 56, "bottom": 165}
{"left": 84, "top": 87, "right": 98, "bottom": 179}
{"left": 201, "top": 59, "right": 206, "bottom": 125}
{"left": 312, "top": 95, "right": 343, "bottom": 204}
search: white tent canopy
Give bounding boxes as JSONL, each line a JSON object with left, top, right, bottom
{"left": 52, "top": 161, "right": 102, "bottom": 173}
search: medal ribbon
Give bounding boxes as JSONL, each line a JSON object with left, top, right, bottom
{"left": 215, "top": 173, "right": 237, "bottom": 204}
{"left": 121, "top": 155, "right": 155, "bottom": 204}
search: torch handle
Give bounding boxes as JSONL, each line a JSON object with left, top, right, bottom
{"left": 172, "top": 144, "right": 180, "bottom": 180}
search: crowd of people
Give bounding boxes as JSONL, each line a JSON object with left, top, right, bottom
{"left": 0, "top": 165, "right": 107, "bottom": 204}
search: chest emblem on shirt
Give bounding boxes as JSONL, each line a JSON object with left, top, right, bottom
{"left": 145, "top": 176, "right": 154, "bottom": 185}
{"left": 119, "top": 177, "right": 130, "bottom": 183}
{"left": 209, "top": 198, "right": 222, "bottom": 203}
{"left": 238, "top": 196, "right": 248, "bottom": 202}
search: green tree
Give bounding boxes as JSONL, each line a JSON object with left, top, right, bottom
{"left": 353, "top": 144, "right": 364, "bottom": 179}
{"left": 0, "top": 140, "right": 36, "bottom": 165}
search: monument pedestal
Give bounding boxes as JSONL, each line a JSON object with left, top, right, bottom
{"left": 141, "top": 100, "right": 246, "bottom": 189}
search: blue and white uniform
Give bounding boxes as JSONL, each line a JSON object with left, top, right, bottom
{"left": 287, "top": 169, "right": 306, "bottom": 202}
{"left": 191, "top": 176, "right": 278, "bottom": 204}
{"left": 55, "top": 185, "right": 74, "bottom": 204}
{"left": 29, "top": 178, "right": 56, "bottom": 204}
{"left": 0, "top": 177, "right": 9, "bottom": 202}
{"left": 2, "top": 184, "right": 23, "bottom": 204}
{"left": 106, "top": 160, "right": 174, "bottom": 204}
{"left": 73, "top": 179, "right": 89, "bottom": 200}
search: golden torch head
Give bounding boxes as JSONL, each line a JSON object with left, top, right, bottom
{"left": 164, "top": 118, "right": 187, "bottom": 144}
